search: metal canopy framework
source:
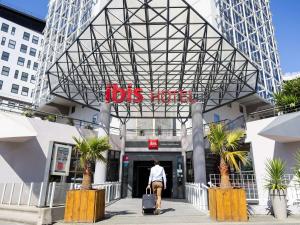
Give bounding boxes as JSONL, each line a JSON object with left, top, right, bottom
{"left": 47, "top": 0, "right": 258, "bottom": 119}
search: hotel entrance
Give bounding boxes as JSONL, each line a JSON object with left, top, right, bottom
{"left": 122, "top": 152, "right": 184, "bottom": 199}
{"left": 132, "top": 161, "right": 172, "bottom": 198}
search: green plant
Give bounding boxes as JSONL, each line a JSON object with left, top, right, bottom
{"left": 207, "top": 123, "right": 248, "bottom": 188}
{"left": 23, "top": 110, "right": 34, "bottom": 118}
{"left": 84, "top": 124, "right": 93, "bottom": 130}
{"left": 46, "top": 115, "right": 56, "bottom": 122}
{"left": 293, "top": 150, "right": 300, "bottom": 182}
{"left": 265, "top": 158, "right": 287, "bottom": 191}
{"left": 73, "top": 136, "right": 111, "bottom": 190}
{"left": 67, "top": 118, "right": 75, "bottom": 126}
{"left": 274, "top": 77, "right": 300, "bottom": 108}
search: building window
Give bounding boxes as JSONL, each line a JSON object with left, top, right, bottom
{"left": 0, "top": 80, "right": 3, "bottom": 90}
{"left": 71, "top": 106, "right": 76, "bottom": 113}
{"left": 214, "top": 113, "right": 220, "bottom": 122}
{"left": 33, "top": 62, "right": 38, "bottom": 71}
{"left": 92, "top": 114, "right": 98, "bottom": 123}
{"left": 14, "top": 70, "right": 19, "bottom": 79}
{"left": 30, "top": 75, "right": 36, "bottom": 83}
{"left": 11, "top": 27, "right": 16, "bottom": 35}
{"left": 1, "top": 66, "right": 10, "bottom": 76}
{"left": 1, "top": 51, "right": 9, "bottom": 61}
{"left": 27, "top": 60, "right": 31, "bottom": 69}
{"left": 21, "top": 87, "right": 29, "bottom": 96}
{"left": 8, "top": 101, "right": 15, "bottom": 108}
{"left": 239, "top": 105, "right": 244, "bottom": 113}
{"left": 29, "top": 48, "right": 37, "bottom": 57}
{"left": 20, "top": 44, "right": 28, "bottom": 53}
{"left": 8, "top": 40, "right": 16, "bottom": 49}
{"left": 1, "top": 37, "right": 6, "bottom": 45}
{"left": 32, "top": 35, "right": 39, "bottom": 44}
{"left": 21, "top": 72, "right": 28, "bottom": 82}
{"left": 23, "top": 32, "right": 30, "bottom": 41}
{"left": 106, "top": 150, "right": 120, "bottom": 182}
{"left": 11, "top": 84, "right": 19, "bottom": 94}
{"left": 1, "top": 23, "right": 9, "bottom": 32}
{"left": 17, "top": 57, "right": 25, "bottom": 66}
{"left": 186, "top": 151, "right": 194, "bottom": 182}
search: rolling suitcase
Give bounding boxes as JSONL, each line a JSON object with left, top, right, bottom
{"left": 142, "top": 187, "right": 156, "bottom": 214}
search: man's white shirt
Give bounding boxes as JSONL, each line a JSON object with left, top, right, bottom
{"left": 148, "top": 165, "right": 167, "bottom": 188}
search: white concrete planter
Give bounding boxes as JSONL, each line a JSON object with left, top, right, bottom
{"left": 270, "top": 189, "right": 287, "bottom": 219}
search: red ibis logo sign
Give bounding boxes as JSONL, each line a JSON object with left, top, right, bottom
{"left": 148, "top": 139, "right": 159, "bottom": 150}
{"left": 105, "top": 84, "right": 195, "bottom": 104}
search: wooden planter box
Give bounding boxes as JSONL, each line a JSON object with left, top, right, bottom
{"left": 64, "top": 189, "right": 105, "bottom": 223}
{"left": 209, "top": 188, "right": 248, "bottom": 222}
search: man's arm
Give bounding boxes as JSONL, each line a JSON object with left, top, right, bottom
{"left": 162, "top": 168, "right": 167, "bottom": 189}
{"left": 147, "top": 168, "right": 153, "bottom": 188}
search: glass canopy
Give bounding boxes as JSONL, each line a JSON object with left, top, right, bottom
{"left": 47, "top": 0, "right": 258, "bottom": 119}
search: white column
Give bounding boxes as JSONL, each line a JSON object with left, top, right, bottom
{"left": 192, "top": 102, "right": 206, "bottom": 184}
{"left": 94, "top": 102, "right": 111, "bottom": 184}
{"left": 119, "top": 123, "right": 126, "bottom": 182}
{"left": 181, "top": 123, "right": 187, "bottom": 183}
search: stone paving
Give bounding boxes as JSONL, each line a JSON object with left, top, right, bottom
{"left": 53, "top": 198, "right": 300, "bottom": 225}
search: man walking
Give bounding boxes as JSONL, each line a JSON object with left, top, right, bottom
{"left": 147, "top": 160, "right": 167, "bottom": 215}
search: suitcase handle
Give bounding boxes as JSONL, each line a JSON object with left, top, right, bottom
{"left": 146, "top": 187, "right": 152, "bottom": 194}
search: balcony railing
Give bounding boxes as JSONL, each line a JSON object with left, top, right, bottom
{"left": 0, "top": 102, "right": 99, "bottom": 130}
{"left": 209, "top": 172, "right": 259, "bottom": 202}
{"left": 248, "top": 103, "right": 300, "bottom": 121}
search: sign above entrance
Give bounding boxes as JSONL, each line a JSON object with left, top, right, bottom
{"left": 148, "top": 139, "right": 159, "bottom": 150}
{"left": 105, "top": 84, "right": 195, "bottom": 105}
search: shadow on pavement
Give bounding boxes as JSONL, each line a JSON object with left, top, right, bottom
{"left": 160, "top": 208, "right": 175, "bottom": 214}
{"left": 105, "top": 210, "right": 136, "bottom": 219}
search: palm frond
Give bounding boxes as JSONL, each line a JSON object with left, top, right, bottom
{"left": 223, "top": 151, "right": 248, "bottom": 171}
{"left": 72, "top": 136, "right": 111, "bottom": 165}
{"left": 207, "top": 123, "right": 226, "bottom": 154}
{"left": 226, "top": 129, "right": 245, "bottom": 150}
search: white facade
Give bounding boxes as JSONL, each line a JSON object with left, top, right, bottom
{"left": 0, "top": 7, "right": 44, "bottom": 111}
{"left": 246, "top": 112, "right": 300, "bottom": 213}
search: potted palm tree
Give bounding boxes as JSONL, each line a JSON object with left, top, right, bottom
{"left": 207, "top": 123, "right": 248, "bottom": 221}
{"left": 265, "top": 158, "right": 287, "bottom": 219}
{"left": 64, "top": 136, "right": 111, "bottom": 223}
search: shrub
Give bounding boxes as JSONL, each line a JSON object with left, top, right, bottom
{"left": 46, "top": 115, "right": 56, "bottom": 122}
{"left": 23, "top": 110, "right": 34, "bottom": 118}
{"left": 265, "top": 158, "right": 287, "bottom": 191}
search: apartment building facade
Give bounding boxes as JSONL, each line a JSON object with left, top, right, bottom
{"left": 0, "top": 4, "right": 45, "bottom": 111}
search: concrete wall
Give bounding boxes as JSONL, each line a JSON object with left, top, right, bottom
{"left": 0, "top": 112, "right": 85, "bottom": 183}
{"left": 246, "top": 116, "right": 300, "bottom": 212}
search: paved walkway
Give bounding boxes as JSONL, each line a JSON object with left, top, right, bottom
{"left": 53, "top": 198, "right": 300, "bottom": 225}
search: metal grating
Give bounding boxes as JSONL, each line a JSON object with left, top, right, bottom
{"left": 47, "top": 0, "right": 258, "bottom": 119}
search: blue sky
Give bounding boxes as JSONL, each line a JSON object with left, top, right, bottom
{"left": 1, "top": 0, "right": 299, "bottom": 74}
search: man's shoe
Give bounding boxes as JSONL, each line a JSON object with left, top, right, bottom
{"left": 156, "top": 208, "right": 161, "bottom": 215}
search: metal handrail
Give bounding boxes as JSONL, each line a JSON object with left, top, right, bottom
{"left": 248, "top": 103, "right": 300, "bottom": 121}
{"left": 0, "top": 102, "right": 99, "bottom": 128}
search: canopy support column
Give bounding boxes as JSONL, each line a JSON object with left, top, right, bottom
{"left": 192, "top": 102, "right": 206, "bottom": 184}
{"left": 94, "top": 102, "right": 111, "bottom": 184}
{"left": 181, "top": 123, "right": 187, "bottom": 184}
{"left": 119, "top": 123, "right": 126, "bottom": 182}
